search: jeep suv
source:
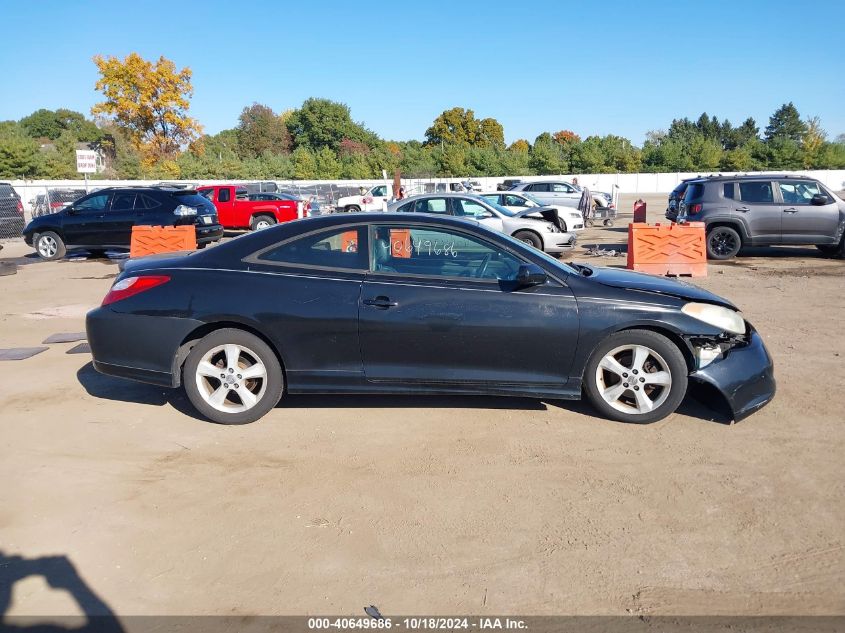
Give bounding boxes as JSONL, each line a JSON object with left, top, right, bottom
{"left": 22, "top": 187, "right": 223, "bottom": 260}
{"left": 678, "top": 175, "right": 845, "bottom": 260}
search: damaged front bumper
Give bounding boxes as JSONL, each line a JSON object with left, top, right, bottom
{"left": 689, "top": 325, "right": 776, "bottom": 421}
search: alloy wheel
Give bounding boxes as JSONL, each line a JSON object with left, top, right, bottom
{"left": 595, "top": 344, "right": 673, "bottom": 415}
{"left": 710, "top": 230, "right": 738, "bottom": 257}
{"left": 255, "top": 219, "right": 272, "bottom": 230}
{"left": 38, "top": 236, "right": 57, "bottom": 258}
{"left": 195, "top": 344, "right": 268, "bottom": 413}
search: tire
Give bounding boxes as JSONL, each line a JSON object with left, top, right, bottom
{"left": 603, "top": 219, "right": 614, "bottom": 227}
{"left": 706, "top": 226, "right": 742, "bottom": 260}
{"left": 35, "top": 231, "right": 66, "bottom": 260}
{"left": 183, "top": 328, "right": 284, "bottom": 425}
{"left": 583, "top": 329, "right": 688, "bottom": 424}
{"left": 345, "top": 205, "right": 361, "bottom": 213}
{"left": 585, "top": 219, "right": 594, "bottom": 228}
{"left": 250, "top": 214, "right": 276, "bottom": 231}
{"left": 512, "top": 230, "right": 543, "bottom": 250}
{"left": 559, "top": 221, "right": 568, "bottom": 232}
{"left": 817, "top": 238, "right": 845, "bottom": 259}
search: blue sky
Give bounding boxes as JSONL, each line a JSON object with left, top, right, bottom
{"left": 1, "top": 0, "right": 843, "bottom": 145}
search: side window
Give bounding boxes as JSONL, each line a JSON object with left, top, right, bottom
{"left": 529, "top": 183, "right": 550, "bottom": 192}
{"left": 255, "top": 226, "right": 366, "bottom": 270}
{"left": 137, "top": 194, "right": 162, "bottom": 210}
{"left": 551, "top": 183, "right": 571, "bottom": 193}
{"left": 778, "top": 180, "right": 822, "bottom": 204}
{"left": 453, "top": 199, "right": 490, "bottom": 218}
{"left": 235, "top": 188, "right": 249, "bottom": 200}
{"left": 414, "top": 198, "right": 448, "bottom": 214}
{"left": 111, "top": 192, "right": 136, "bottom": 212}
{"left": 370, "top": 225, "right": 523, "bottom": 281}
{"left": 504, "top": 195, "right": 529, "bottom": 207}
{"left": 480, "top": 194, "right": 500, "bottom": 205}
{"left": 371, "top": 186, "right": 386, "bottom": 197}
{"left": 396, "top": 201, "right": 414, "bottom": 213}
{"left": 76, "top": 194, "right": 110, "bottom": 213}
{"left": 218, "top": 188, "right": 231, "bottom": 203}
{"left": 723, "top": 183, "right": 735, "bottom": 200}
{"left": 739, "top": 182, "right": 774, "bottom": 203}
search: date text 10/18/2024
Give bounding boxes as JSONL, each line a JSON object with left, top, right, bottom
{"left": 308, "top": 617, "right": 528, "bottom": 630}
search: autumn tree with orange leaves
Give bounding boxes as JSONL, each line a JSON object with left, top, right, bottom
{"left": 92, "top": 53, "right": 202, "bottom": 173}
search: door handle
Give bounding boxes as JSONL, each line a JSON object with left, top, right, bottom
{"left": 736, "top": 206, "right": 750, "bottom": 213}
{"left": 783, "top": 207, "right": 798, "bottom": 213}
{"left": 363, "top": 296, "right": 398, "bottom": 309}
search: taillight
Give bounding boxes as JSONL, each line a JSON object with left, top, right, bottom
{"left": 16, "top": 200, "right": 23, "bottom": 214}
{"left": 689, "top": 203, "right": 702, "bottom": 215}
{"left": 102, "top": 275, "right": 170, "bottom": 306}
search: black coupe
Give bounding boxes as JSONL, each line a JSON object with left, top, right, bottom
{"left": 86, "top": 213, "right": 775, "bottom": 425}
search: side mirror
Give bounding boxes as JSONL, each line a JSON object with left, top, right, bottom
{"left": 811, "top": 193, "right": 829, "bottom": 206}
{"left": 516, "top": 263, "right": 547, "bottom": 288}
{"left": 478, "top": 210, "right": 494, "bottom": 219}
{"left": 64, "top": 206, "right": 77, "bottom": 214}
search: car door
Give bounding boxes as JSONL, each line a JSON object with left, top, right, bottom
{"left": 450, "top": 197, "right": 505, "bottom": 233}
{"left": 735, "top": 180, "right": 781, "bottom": 243}
{"left": 62, "top": 192, "right": 111, "bottom": 246}
{"left": 99, "top": 191, "right": 137, "bottom": 246}
{"left": 242, "top": 225, "right": 369, "bottom": 387}
{"left": 359, "top": 222, "right": 579, "bottom": 387}
{"left": 549, "top": 182, "right": 580, "bottom": 208}
{"left": 367, "top": 185, "right": 389, "bottom": 211}
{"left": 777, "top": 179, "right": 840, "bottom": 244}
{"left": 525, "top": 183, "right": 552, "bottom": 205}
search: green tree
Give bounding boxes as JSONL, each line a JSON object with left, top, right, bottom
{"left": 292, "top": 146, "right": 317, "bottom": 179}
{"left": 436, "top": 144, "right": 469, "bottom": 176}
{"left": 286, "top": 98, "right": 378, "bottom": 151}
{"left": 425, "top": 108, "right": 504, "bottom": 148}
{"left": 765, "top": 102, "right": 807, "bottom": 142}
{"left": 529, "top": 136, "right": 563, "bottom": 174}
{"left": 476, "top": 118, "right": 505, "bottom": 148}
{"left": 0, "top": 122, "right": 40, "bottom": 177}
{"left": 802, "top": 116, "right": 826, "bottom": 168}
{"left": 314, "top": 146, "right": 342, "bottom": 179}
{"left": 19, "top": 108, "right": 102, "bottom": 142}
{"left": 236, "top": 103, "right": 291, "bottom": 158}
{"left": 37, "top": 130, "right": 79, "bottom": 178}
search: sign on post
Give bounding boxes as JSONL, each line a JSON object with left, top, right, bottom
{"left": 75, "top": 150, "right": 97, "bottom": 174}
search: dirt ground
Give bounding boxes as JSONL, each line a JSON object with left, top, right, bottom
{"left": 1, "top": 195, "right": 843, "bottom": 618}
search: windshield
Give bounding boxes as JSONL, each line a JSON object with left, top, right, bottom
{"left": 482, "top": 198, "right": 517, "bottom": 217}
{"left": 495, "top": 230, "right": 578, "bottom": 275}
{"left": 521, "top": 193, "right": 544, "bottom": 207}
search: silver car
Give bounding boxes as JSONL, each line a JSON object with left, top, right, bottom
{"left": 480, "top": 191, "right": 585, "bottom": 232}
{"left": 387, "top": 193, "right": 577, "bottom": 254}
{"left": 509, "top": 181, "right": 611, "bottom": 210}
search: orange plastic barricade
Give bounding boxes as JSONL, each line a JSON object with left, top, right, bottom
{"left": 627, "top": 222, "right": 707, "bottom": 277}
{"left": 389, "top": 228, "right": 412, "bottom": 258}
{"left": 130, "top": 225, "right": 197, "bottom": 258}
{"left": 341, "top": 230, "right": 358, "bottom": 253}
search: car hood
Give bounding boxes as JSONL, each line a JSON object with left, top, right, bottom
{"left": 511, "top": 207, "right": 562, "bottom": 229}
{"left": 580, "top": 265, "right": 737, "bottom": 309}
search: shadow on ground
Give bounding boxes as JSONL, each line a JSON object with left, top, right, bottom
{"left": 77, "top": 362, "right": 732, "bottom": 426}
{"left": 0, "top": 550, "right": 124, "bottom": 632}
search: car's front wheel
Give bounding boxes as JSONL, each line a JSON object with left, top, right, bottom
{"left": 707, "top": 226, "right": 742, "bottom": 260}
{"left": 250, "top": 214, "right": 276, "bottom": 231}
{"left": 513, "top": 230, "right": 543, "bottom": 250}
{"left": 183, "top": 328, "right": 284, "bottom": 424}
{"left": 35, "top": 231, "right": 66, "bottom": 260}
{"left": 583, "top": 330, "right": 688, "bottom": 424}
{"left": 345, "top": 205, "right": 361, "bottom": 213}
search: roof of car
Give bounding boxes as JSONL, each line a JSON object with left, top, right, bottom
{"left": 688, "top": 174, "right": 817, "bottom": 183}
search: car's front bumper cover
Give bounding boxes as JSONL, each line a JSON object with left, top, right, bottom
{"left": 689, "top": 325, "right": 775, "bottom": 421}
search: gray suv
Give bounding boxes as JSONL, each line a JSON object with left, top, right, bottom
{"left": 677, "top": 175, "right": 845, "bottom": 260}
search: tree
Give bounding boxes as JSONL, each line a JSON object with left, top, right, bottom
{"left": 764, "top": 102, "right": 807, "bottom": 142}
{"left": 425, "top": 108, "right": 504, "bottom": 148}
{"left": 509, "top": 139, "right": 530, "bottom": 153}
{"left": 802, "top": 116, "right": 826, "bottom": 168}
{"left": 314, "top": 147, "right": 342, "bottom": 179}
{"left": 0, "top": 122, "right": 40, "bottom": 178}
{"left": 286, "top": 98, "right": 377, "bottom": 151}
{"left": 19, "top": 109, "right": 102, "bottom": 143}
{"left": 292, "top": 146, "right": 317, "bottom": 179}
{"left": 91, "top": 53, "right": 202, "bottom": 167}
{"left": 236, "top": 103, "right": 291, "bottom": 158}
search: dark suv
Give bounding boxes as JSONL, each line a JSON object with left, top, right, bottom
{"left": 678, "top": 175, "right": 845, "bottom": 260}
{"left": 22, "top": 187, "right": 223, "bottom": 260}
{"left": 664, "top": 178, "right": 697, "bottom": 221}
{"left": 0, "top": 182, "right": 25, "bottom": 239}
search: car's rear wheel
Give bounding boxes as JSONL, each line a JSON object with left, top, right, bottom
{"left": 345, "top": 205, "right": 361, "bottom": 213}
{"left": 817, "top": 237, "right": 845, "bottom": 259}
{"left": 707, "top": 226, "right": 742, "bottom": 260}
{"left": 35, "top": 231, "right": 66, "bottom": 260}
{"left": 513, "top": 230, "right": 543, "bottom": 250}
{"left": 583, "top": 330, "right": 688, "bottom": 424}
{"left": 250, "top": 214, "right": 276, "bottom": 231}
{"left": 183, "top": 329, "right": 284, "bottom": 425}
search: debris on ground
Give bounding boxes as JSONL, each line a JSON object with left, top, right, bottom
{"left": 584, "top": 244, "right": 626, "bottom": 257}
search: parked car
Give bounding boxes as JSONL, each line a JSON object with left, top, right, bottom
{"left": 387, "top": 193, "right": 576, "bottom": 254}
{"left": 665, "top": 179, "right": 696, "bottom": 221}
{"left": 0, "top": 182, "right": 25, "bottom": 239}
{"left": 86, "top": 212, "right": 776, "bottom": 425}
{"left": 480, "top": 192, "right": 585, "bottom": 232}
{"left": 197, "top": 184, "right": 300, "bottom": 231}
{"left": 677, "top": 175, "right": 845, "bottom": 260}
{"left": 335, "top": 184, "right": 395, "bottom": 213}
{"left": 22, "top": 187, "right": 222, "bottom": 260}
{"left": 31, "top": 188, "right": 87, "bottom": 218}
{"left": 498, "top": 179, "right": 522, "bottom": 191}
{"left": 509, "top": 181, "right": 607, "bottom": 210}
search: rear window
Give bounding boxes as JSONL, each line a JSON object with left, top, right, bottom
{"left": 235, "top": 188, "right": 249, "bottom": 200}
{"left": 671, "top": 183, "right": 688, "bottom": 199}
{"left": 723, "top": 183, "right": 735, "bottom": 199}
{"left": 171, "top": 192, "right": 214, "bottom": 209}
{"left": 684, "top": 183, "right": 705, "bottom": 201}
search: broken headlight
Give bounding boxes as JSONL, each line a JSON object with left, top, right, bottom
{"left": 682, "top": 302, "right": 746, "bottom": 335}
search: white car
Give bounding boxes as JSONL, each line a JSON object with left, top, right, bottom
{"left": 480, "top": 192, "right": 585, "bottom": 232}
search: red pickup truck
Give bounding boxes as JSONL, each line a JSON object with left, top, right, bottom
{"left": 197, "top": 185, "right": 300, "bottom": 231}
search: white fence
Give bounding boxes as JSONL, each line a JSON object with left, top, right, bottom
{"left": 9, "top": 170, "right": 845, "bottom": 220}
